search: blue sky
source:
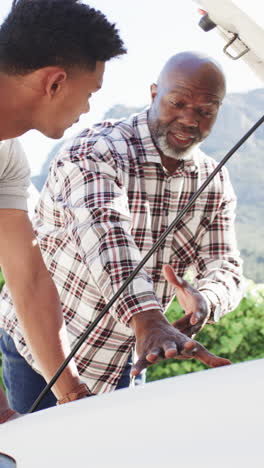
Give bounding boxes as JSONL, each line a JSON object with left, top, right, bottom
{"left": 0, "top": 0, "right": 262, "bottom": 175}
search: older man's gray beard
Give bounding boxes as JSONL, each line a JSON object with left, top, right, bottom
{"left": 156, "top": 134, "right": 199, "bottom": 161}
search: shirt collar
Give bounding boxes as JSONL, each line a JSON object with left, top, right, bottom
{"left": 132, "top": 108, "right": 161, "bottom": 164}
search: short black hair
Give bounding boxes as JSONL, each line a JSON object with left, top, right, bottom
{"left": 0, "top": 0, "right": 126, "bottom": 74}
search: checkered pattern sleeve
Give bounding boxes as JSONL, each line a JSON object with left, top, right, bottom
{"left": 195, "top": 166, "right": 244, "bottom": 317}
{"left": 52, "top": 145, "right": 163, "bottom": 326}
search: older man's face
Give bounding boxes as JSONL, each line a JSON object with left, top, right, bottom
{"left": 148, "top": 66, "right": 225, "bottom": 160}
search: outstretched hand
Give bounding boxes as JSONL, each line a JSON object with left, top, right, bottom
{"left": 130, "top": 309, "right": 231, "bottom": 377}
{"left": 163, "top": 264, "right": 210, "bottom": 337}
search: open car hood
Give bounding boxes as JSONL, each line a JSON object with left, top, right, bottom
{"left": 194, "top": 0, "right": 264, "bottom": 81}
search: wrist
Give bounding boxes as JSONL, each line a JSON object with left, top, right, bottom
{"left": 53, "top": 374, "right": 83, "bottom": 401}
{"left": 56, "top": 383, "right": 92, "bottom": 405}
{"left": 129, "top": 309, "right": 167, "bottom": 334}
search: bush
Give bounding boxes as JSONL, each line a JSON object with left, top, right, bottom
{"left": 146, "top": 280, "right": 264, "bottom": 382}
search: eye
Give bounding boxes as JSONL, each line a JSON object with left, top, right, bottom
{"left": 169, "top": 100, "right": 185, "bottom": 109}
{"left": 199, "top": 109, "right": 214, "bottom": 118}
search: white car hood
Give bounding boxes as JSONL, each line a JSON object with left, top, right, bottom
{"left": 195, "top": 0, "right": 264, "bottom": 81}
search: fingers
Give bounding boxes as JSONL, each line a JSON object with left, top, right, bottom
{"left": 172, "top": 318, "right": 193, "bottom": 337}
{"left": 182, "top": 341, "right": 231, "bottom": 368}
{"left": 190, "top": 309, "right": 206, "bottom": 326}
{"left": 131, "top": 356, "right": 150, "bottom": 376}
{"left": 163, "top": 265, "right": 208, "bottom": 328}
{"left": 181, "top": 340, "right": 198, "bottom": 354}
{"left": 132, "top": 339, "right": 231, "bottom": 377}
{"left": 132, "top": 340, "right": 179, "bottom": 376}
{"left": 163, "top": 341, "right": 178, "bottom": 359}
{"left": 146, "top": 347, "right": 164, "bottom": 363}
{"left": 189, "top": 296, "right": 209, "bottom": 325}
{"left": 163, "top": 265, "right": 186, "bottom": 289}
{"left": 196, "top": 346, "right": 231, "bottom": 368}
{"left": 145, "top": 341, "right": 178, "bottom": 363}
{"left": 172, "top": 313, "right": 205, "bottom": 337}
{"left": 172, "top": 314, "right": 191, "bottom": 331}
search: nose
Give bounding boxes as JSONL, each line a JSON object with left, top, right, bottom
{"left": 177, "top": 107, "right": 199, "bottom": 128}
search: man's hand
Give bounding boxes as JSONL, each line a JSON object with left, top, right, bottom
{"left": 0, "top": 387, "right": 20, "bottom": 424}
{"left": 163, "top": 264, "right": 210, "bottom": 337}
{"left": 129, "top": 309, "right": 230, "bottom": 377}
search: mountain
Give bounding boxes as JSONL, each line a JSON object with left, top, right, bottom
{"left": 202, "top": 89, "right": 264, "bottom": 283}
{"left": 31, "top": 141, "right": 64, "bottom": 193}
{"left": 32, "top": 89, "right": 264, "bottom": 282}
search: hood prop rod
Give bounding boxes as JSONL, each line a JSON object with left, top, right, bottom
{"left": 29, "top": 113, "right": 264, "bottom": 413}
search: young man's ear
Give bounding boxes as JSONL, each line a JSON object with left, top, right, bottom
{"left": 150, "top": 83, "right": 158, "bottom": 102}
{"left": 45, "top": 68, "right": 67, "bottom": 99}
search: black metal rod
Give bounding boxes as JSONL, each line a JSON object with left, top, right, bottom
{"left": 29, "top": 114, "right": 264, "bottom": 413}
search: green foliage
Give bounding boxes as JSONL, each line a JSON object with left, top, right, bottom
{"left": 146, "top": 281, "right": 264, "bottom": 382}
{"left": 0, "top": 270, "right": 5, "bottom": 291}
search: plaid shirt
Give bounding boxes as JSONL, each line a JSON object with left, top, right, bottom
{"left": 0, "top": 109, "right": 243, "bottom": 394}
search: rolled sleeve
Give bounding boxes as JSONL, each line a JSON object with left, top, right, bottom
{"left": 195, "top": 169, "right": 244, "bottom": 318}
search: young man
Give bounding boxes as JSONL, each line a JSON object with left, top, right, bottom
{"left": 1, "top": 51, "right": 243, "bottom": 413}
{"left": 0, "top": 0, "right": 126, "bottom": 422}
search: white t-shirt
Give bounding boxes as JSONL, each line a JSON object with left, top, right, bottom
{"left": 0, "top": 139, "right": 30, "bottom": 210}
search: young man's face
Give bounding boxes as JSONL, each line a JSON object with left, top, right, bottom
{"left": 39, "top": 61, "right": 105, "bottom": 139}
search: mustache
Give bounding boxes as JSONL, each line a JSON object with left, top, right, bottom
{"left": 169, "top": 125, "right": 201, "bottom": 139}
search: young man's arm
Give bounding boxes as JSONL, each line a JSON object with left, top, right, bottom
{"left": 0, "top": 209, "right": 82, "bottom": 401}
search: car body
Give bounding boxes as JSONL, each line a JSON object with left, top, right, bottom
{"left": 1, "top": 1, "right": 264, "bottom": 466}
{"left": 1, "top": 358, "right": 264, "bottom": 468}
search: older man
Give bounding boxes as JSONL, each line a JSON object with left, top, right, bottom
{"left": 0, "top": 51, "right": 243, "bottom": 412}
